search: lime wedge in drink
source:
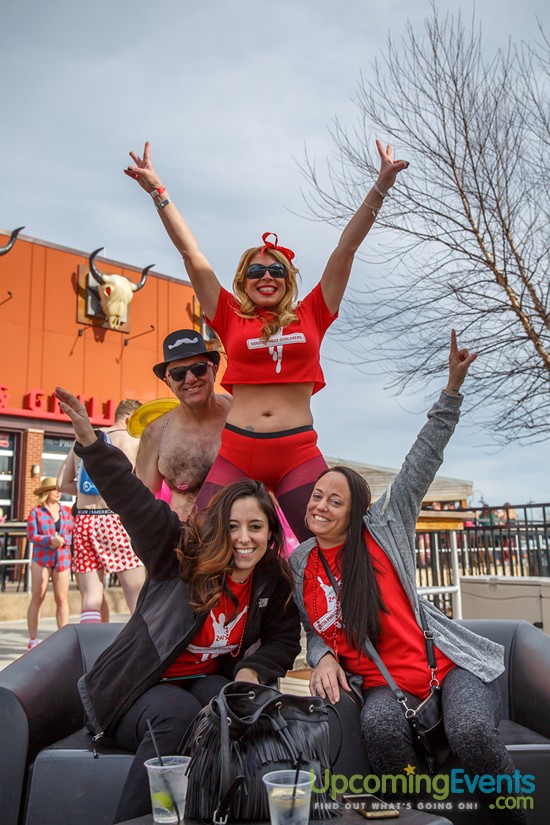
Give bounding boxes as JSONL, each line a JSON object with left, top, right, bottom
{"left": 152, "top": 790, "right": 174, "bottom": 812}
{"left": 269, "top": 787, "right": 308, "bottom": 809}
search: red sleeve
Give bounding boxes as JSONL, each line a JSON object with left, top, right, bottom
{"left": 204, "top": 287, "right": 236, "bottom": 339}
{"left": 300, "top": 282, "right": 339, "bottom": 334}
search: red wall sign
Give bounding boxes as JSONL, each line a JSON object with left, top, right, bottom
{"left": 0, "top": 385, "right": 115, "bottom": 425}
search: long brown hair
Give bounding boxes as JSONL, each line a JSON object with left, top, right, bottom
{"left": 176, "top": 480, "right": 291, "bottom": 612}
{"left": 232, "top": 247, "right": 300, "bottom": 341}
{"left": 316, "top": 466, "right": 388, "bottom": 649}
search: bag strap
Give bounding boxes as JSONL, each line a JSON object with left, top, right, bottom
{"left": 314, "top": 549, "right": 405, "bottom": 705}
{"left": 211, "top": 686, "right": 246, "bottom": 825}
{"left": 316, "top": 546, "right": 435, "bottom": 713}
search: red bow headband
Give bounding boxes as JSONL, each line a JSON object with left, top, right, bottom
{"left": 260, "top": 232, "right": 295, "bottom": 264}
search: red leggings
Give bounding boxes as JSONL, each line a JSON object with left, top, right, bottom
{"left": 194, "top": 424, "right": 328, "bottom": 542}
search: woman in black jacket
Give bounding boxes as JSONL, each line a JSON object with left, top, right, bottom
{"left": 55, "top": 387, "right": 301, "bottom": 823}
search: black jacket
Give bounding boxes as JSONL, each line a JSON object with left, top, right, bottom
{"left": 73, "top": 436, "right": 301, "bottom": 738}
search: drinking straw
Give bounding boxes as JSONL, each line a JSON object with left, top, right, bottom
{"left": 147, "top": 719, "right": 165, "bottom": 765}
{"left": 290, "top": 751, "right": 304, "bottom": 815}
{"left": 146, "top": 718, "right": 182, "bottom": 823}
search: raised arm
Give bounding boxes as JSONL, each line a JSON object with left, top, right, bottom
{"left": 124, "top": 141, "right": 221, "bottom": 319}
{"left": 55, "top": 387, "right": 182, "bottom": 576}
{"left": 372, "top": 330, "right": 477, "bottom": 550}
{"left": 320, "top": 140, "right": 408, "bottom": 314}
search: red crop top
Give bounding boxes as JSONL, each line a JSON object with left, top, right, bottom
{"left": 205, "top": 282, "right": 338, "bottom": 394}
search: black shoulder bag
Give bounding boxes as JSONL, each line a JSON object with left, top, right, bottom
{"left": 182, "top": 681, "right": 339, "bottom": 823}
{"left": 316, "top": 547, "right": 451, "bottom": 775}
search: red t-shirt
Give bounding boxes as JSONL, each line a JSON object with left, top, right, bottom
{"left": 205, "top": 283, "right": 337, "bottom": 394}
{"left": 162, "top": 577, "right": 251, "bottom": 678}
{"left": 303, "top": 534, "right": 455, "bottom": 699}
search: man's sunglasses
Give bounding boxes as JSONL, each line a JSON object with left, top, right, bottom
{"left": 245, "top": 263, "right": 287, "bottom": 279}
{"left": 166, "top": 361, "right": 212, "bottom": 382}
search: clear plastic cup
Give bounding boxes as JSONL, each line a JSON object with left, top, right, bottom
{"left": 262, "top": 770, "right": 312, "bottom": 825}
{"left": 144, "top": 755, "right": 190, "bottom": 824}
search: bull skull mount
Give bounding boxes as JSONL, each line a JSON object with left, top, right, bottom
{"left": 84, "top": 247, "right": 153, "bottom": 332}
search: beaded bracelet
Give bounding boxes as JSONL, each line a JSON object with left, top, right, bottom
{"left": 362, "top": 200, "right": 379, "bottom": 219}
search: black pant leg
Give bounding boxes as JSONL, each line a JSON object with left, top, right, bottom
{"left": 112, "top": 683, "right": 202, "bottom": 823}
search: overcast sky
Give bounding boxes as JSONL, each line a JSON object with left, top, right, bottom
{"left": 1, "top": 0, "right": 548, "bottom": 507}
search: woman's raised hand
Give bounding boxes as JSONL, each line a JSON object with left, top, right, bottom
{"left": 446, "top": 329, "right": 478, "bottom": 395}
{"left": 55, "top": 387, "right": 98, "bottom": 447}
{"left": 375, "top": 139, "right": 409, "bottom": 193}
{"left": 124, "top": 141, "right": 162, "bottom": 194}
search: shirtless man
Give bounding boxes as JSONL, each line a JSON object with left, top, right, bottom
{"left": 135, "top": 329, "right": 231, "bottom": 520}
{"left": 57, "top": 399, "right": 146, "bottom": 621}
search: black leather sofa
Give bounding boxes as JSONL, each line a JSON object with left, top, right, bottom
{"left": 1, "top": 619, "right": 549, "bottom": 825}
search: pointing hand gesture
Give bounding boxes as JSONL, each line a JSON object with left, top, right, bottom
{"left": 446, "top": 329, "right": 477, "bottom": 395}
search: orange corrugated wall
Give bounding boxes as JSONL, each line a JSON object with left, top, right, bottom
{"left": 0, "top": 231, "right": 225, "bottom": 417}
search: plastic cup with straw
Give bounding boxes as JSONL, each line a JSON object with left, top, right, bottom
{"left": 262, "top": 756, "right": 311, "bottom": 825}
{"left": 145, "top": 719, "right": 185, "bottom": 823}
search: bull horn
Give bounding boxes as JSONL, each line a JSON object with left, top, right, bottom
{"left": 133, "top": 264, "right": 154, "bottom": 292}
{"left": 88, "top": 248, "right": 106, "bottom": 285}
{"left": 0, "top": 226, "right": 25, "bottom": 257}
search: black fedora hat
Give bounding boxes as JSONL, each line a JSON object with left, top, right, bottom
{"left": 153, "top": 329, "right": 220, "bottom": 379}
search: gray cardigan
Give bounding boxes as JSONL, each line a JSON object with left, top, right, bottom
{"left": 290, "top": 390, "right": 505, "bottom": 684}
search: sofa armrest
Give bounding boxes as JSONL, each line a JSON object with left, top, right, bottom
{"left": 0, "top": 623, "right": 123, "bottom": 825}
{"left": 507, "top": 620, "right": 550, "bottom": 739}
{"left": 0, "top": 623, "right": 122, "bottom": 760}
{"left": 0, "top": 688, "right": 29, "bottom": 825}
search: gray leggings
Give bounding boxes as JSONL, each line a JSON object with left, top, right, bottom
{"left": 360, "top": 667, "right": 527, "bottom": 824}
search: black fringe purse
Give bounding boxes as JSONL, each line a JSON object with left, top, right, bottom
{"left": 182, "top": 681, "right": 337, "bottom": 823}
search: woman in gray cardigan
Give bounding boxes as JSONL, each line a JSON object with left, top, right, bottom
{"left": 290, "top": 332, "right": 526, "bottom": 824}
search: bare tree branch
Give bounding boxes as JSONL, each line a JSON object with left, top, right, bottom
{"left": 300, "top": 5, "right": 550, "bottom": 444}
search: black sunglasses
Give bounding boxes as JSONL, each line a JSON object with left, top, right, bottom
{"left": 167, "top": 361, "right": 212, "bottom": 382}
{"left": 245, "top": 263, "right": 287, "bottom": 279}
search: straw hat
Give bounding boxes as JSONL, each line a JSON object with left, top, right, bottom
{"left": 33, "top": 477, "right": 58, "bottom": 498}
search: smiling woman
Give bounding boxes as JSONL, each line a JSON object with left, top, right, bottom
{"left": 53, "top": 387, "right": 301, "bottom": 824}
{"left": 124, "top": 139, "right": 408, "bottom": 541}
{"left": 228, "top": 497, "right": 270, "bottom": 580}
{"left": 290, "top": 334, "right": 528, "bottom": 824}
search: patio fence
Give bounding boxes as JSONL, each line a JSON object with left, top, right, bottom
{"left": 417, "top": 503, "right": 550, "bottom": 618}
{"left": 2, "top": 504, "right": 550, "bottom": 611}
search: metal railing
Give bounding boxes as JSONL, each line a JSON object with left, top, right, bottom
{"left": 415, "top": 503, "right": 550, "bottom": 618}
{"left": 0, "top": 522, "right": 30, "bottom": 592}
{"left": 2, "top": 503, "right": 549, "bottom": 607}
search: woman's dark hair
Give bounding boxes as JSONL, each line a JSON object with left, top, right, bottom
{"left": 316, "top": 466, "right": 387, "bottom": 649}
{"left": 176, "top": 479, "right": 291, "bottom": 612}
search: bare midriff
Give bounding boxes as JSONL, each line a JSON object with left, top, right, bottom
{"left": 226, "top": 383, "right": 315, "bottom": 431}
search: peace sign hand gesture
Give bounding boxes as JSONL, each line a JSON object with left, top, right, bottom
{"left": 375, "top": 139, "right": 409, "bottom": 192}
{"left": 123, "top": 141, "right": 163, "bottom": 194}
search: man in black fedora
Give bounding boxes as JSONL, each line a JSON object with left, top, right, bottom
{"left": 135, "top": 329, "right": 231, "bottom": 520}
